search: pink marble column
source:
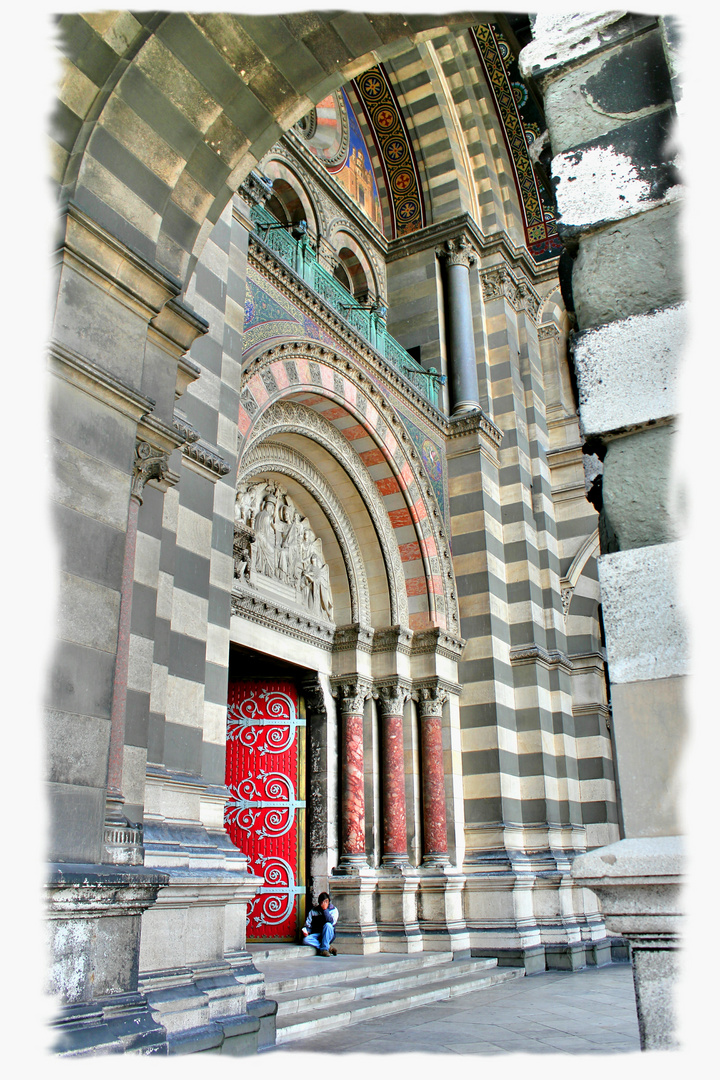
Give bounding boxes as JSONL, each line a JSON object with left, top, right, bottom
{"left": 417, "top": 686, "right": 450, "bottom": 865}
{"left": 334, "top": 679, "right": 371, "bottom": 868}
{"left": 376, "top": 684, "right": 410, "bottom": 866}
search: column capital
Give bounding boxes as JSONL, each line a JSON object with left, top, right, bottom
{"left": 481, "top": 264, "right": 541, "bottom": 319}
{"left": 331, "top": 675, "right": 373, "bottom": 715}
{"left": 436, "top": 234, "right": 477, "bottom": 268}
{"left": 131, "top": 440, "right": 172, "bottom": 504}
{"left": 413, "top": 681, "right": 449, "bottom": 717}
{"left": 373, "top": 679, "right": 412, "bottom": 716}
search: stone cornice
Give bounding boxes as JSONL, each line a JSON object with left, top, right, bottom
{"left": 372, "top": 625, "right": 414, "bottom": 656}
{"left": 231, "top": 586, "right": 335, "bottom": 650}
{"left": 481, "top": 264, "right": 542, "bottom": 320}
{"left": 182, "top": 440, "right": 231, "bottom": 479}
{"left": 445, "top": 408, "right": 503, "bottom": 450}
{"left": 411, "top": 628, "right": 466, "bottom": 661}
{"left": 49, "top": 342, "right": 155, "bottom": 423}
{"left": 332, "top": 624, "right": 375, "bottom": 654}
{"left": 509, "top": 642, "right": 573, "bottom": 674}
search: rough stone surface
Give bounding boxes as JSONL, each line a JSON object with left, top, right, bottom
{"left": 572, "top": 835, "right": 683, "bottom": 883}
{"left": 602, "top": 425, "right": 678, "bottom": 550}
{"left": 553, "top": 109, "right": 680, "bottom": 234}
{"left": 572, "top": 303, "right": 685, "bottom": 436}
{"left": 598, "top": 542, "right": 688, "bottom": 684}
{"left": 542, "top": 29, "right": 674, "bottom": 153}
{"left": 519, "top": 12, "right": 654, "bottom": 88}
{"left": 572, "top": 200, "right": 683, "bottom": 329}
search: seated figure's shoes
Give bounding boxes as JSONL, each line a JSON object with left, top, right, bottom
{"left": 318, "top": 949, "right": 331, "bottom": 956}
{"left": 329, "top": 947, "right": 337, "bottom": 955}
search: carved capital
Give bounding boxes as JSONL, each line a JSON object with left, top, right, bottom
{"left": 414, "top": 683, "right": 449, "bottom": 717}
{"left": 131, "top": 440, "right": 171, "bottom": 503}
{"left": 331, "top": 676, "right": 373, "bottom": 715}
{"left": 481, "top": 265, "right": 514, "bottom": 302}
{"left": 302, "top": 677, "right": 327, "bottom": 717}
{"left": 373, "top": 679, "right": 412, "bottom": 716}
{"left": 437, "top": 234, "right": 476, "bottom": 268}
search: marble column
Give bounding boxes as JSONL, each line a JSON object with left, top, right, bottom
{"left": 333, "top": 678, "right": 372, "bottom": 870}
{"left": 103, "top": 440, "right": 170, "bottom": 864}
{"left": 416, "top": 686, "right": 449, "bottom": 866}
{"left": 375, "top": 682, "right": 411, "bottom": 866}
{"left": 437, "top": 235, "right": 481, "bottom": 416}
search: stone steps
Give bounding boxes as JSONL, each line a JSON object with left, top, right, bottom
{"left": 250, "top": 947, "right": 524, "bottom": 1045}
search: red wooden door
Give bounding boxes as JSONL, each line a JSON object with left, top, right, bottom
{"left": 224, "top": 679, "right": 306, "bottom": 940}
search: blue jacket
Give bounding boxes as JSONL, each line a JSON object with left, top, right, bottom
{"left": 305, "top": 902, "right": 338, "bottom": 937}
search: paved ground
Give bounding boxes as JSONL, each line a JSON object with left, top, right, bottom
{"left": 265, "top": 962, "right": 641, "bottom": 1055}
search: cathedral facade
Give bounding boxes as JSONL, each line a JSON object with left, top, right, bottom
{"left": 46, "top": 11, "right": 685, "bottom": 1054}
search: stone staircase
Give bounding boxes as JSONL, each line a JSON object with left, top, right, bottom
{"left": 250, "top": 945, "right": 524, "bottom": 1046}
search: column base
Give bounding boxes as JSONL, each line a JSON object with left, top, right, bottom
{"left": 572, "top": 835, "right": 683, "bottom": 1051}
{"left": 376, "top": 865, "right": 423, "bottom": 952}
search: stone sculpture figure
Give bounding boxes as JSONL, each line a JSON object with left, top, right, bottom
{"left": 234, "top": 480, "right": 334, "bottom": 620}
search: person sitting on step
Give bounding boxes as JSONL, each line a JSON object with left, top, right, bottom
{"left": 301, "top": 892, "right": 339, "bottom": 956}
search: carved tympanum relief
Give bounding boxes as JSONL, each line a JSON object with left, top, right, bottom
{"left": 235, "top": 480, "right": 334, "bottom": 622}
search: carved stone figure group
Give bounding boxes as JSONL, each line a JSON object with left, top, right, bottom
{"left": 235, "top": 481, "right": 334, "bottom": 621}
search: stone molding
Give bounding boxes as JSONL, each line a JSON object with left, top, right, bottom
{"left": 538, "top": 323, "right": 561, "bottom": 340}
{"left": 446, "top": 407, "right": 503, "bottom": 449}
{"left": 411, "top": 628, "right": 466, "bottom": 661}
{"left": 238, "top": 169, "right": 274, "bottom": 208}
{"left": 333, "top": 623, "right": 375, "bottom": 653}
{"left": 302, "top": 676, "right": 328, "bottom": 717}
{"left": 436, "top": 234, "right": 477, "bottom": 268}
{"left": 331, "top": 675, "right": 374, "bottom": 716}
{"left": 49, "top": 342, "right": 155, "bottom": 423}
{"left": 372, "top": 625, "right": 414, "bottom": 655}
{"left": 183, "top": 440, "right": 231, "bottom": 479}
{"left": 231, "top": 586, "right": 335, "bottom": 649}
{"left": 481, "top": 264, "right": 541, "bottom": 319}
{"left": 509, "top": 642, "right": 573, "bottom": 674}
{"left": 239, "top": 440, "right": 371, "bottom": 625}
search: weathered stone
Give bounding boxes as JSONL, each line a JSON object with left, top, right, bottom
{"left": 572, "top": 201, "right": 683, "bottom": 328}
{"left": 572, "top": 303, "right": 686, "bottom": 437}
{"left": 598, "top": 542, "right": 688, "bottom": 685}
{"left": 601, "top": 426, "right": 678, "bottom": 550}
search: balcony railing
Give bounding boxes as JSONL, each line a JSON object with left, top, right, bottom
{"left": 250, "top": 202, "right": 443, "bottom": 409}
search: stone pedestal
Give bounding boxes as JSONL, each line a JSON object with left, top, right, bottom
{"left": 572, "top": 836, "right": 683, "bottom": 1050}
{"left": 375, "top": 866, "right": 423, "bottom": 953}
{"left": 47, "top": 864, "right": 169, "bottom": 1055}
{"left": 417, "top": 867, "right": 470, "bottom": 954}
{"left": 328, "top": 867, "right": 379, "bottom": 954}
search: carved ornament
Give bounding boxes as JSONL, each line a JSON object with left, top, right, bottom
{"left": 131, "top": 441, "right": 171, "bottom": 503}
{"left": 437, "top": 234, "right": 477, "bottom": 269}
{"left": 331, "top": 676, "right": 373, "bottom": 715}
{"left": 235, "top": 479, "right": 334, "bottom": 622}
{"left": 373, "top": 679, "right": 412, "bottom": 716}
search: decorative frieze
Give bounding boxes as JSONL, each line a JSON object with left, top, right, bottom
{"left": 481, "top": 264, "right": 541, "bottom": 319}
{"left": 333, "top": 624, "right": 375, "bottom": 653}
{"left": 230, "top": 588, "right": 335, "bottom": 649}
{"left": 239, "top": 169, "right": 274, "bottom": 207}
{"left": 372, "top": 625, "right": 414, "bottom": 655}
{"left": 183, "top": 440, "right": 231, "bottom": 478}
{"left": 446, "top": 406, "right": 503, "bottom": 449}
{"left": 538, "top": 322, "right": 561, "bottom": 340}
{"left": 411, "top": 629, "right": 466, "bottom": 661}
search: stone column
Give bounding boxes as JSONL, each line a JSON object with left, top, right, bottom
{"left": 332, "top": 677, "right": 372, "bottom": 870}
{"left": 437, "top": 235, "right": 481, "bottom": 416}
{"left": 103, "top": 440, "right": 172, "bottom": 865}
{"left": 374, "top": 681, "right": 412, "bottom": 866}
{"left": 416, "top": 685, "right": 449, "bottom": 866}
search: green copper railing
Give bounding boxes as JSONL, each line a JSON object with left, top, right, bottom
{"left": 250, "top": 201, "right": 443, "bottom": 408}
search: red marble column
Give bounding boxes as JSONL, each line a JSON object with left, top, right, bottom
{"left": 417, "top": 686, "right": 449, "bottom": 865}
{"left": 335, "top": 679, "right": 371, "bottom": 868}
{"left": 377, "top": 685, "right": 410, "bottom": 865}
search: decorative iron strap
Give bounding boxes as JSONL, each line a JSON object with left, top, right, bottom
{"left": 247, "top": 855, "right": 305, "bottom": 929}
{"left": 353, "top": 66, "right": 426, "bottom": 238}
{"left": 471, "top": 24, "right": 563, "bottom": 263}
{"left": 227, "top": 687, "right": 305, "bottom": 755}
